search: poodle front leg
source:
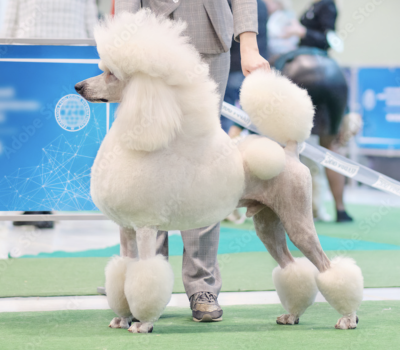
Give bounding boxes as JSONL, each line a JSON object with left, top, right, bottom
{"left": 125, "top": 227, "right": 174, "bottom": 334}
{"left": 106, "top": 227, "right": 138, "bottom": 329}
{"left": 120, "top": 226, "right": 138, "bottom": 258}
{"left": 105, "top": 256, "right": 133, "bottom": 328}
{"left": 109, "top": 315, "right": 134, "bottom": 329}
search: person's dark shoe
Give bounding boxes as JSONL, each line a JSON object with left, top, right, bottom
{"left": 13, "top": 211, "right": 54, "bottom": 229}
{"left": 34, "top": 221, "right": 54, "bottom": 229}
{"left": 190, "top": 292, "right": 223, "bottom": 322}
{"left": 336, "top": 210, "right": 353, "bottom": 223}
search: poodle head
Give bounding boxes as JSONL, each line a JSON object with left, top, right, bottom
{"left": 74, "top": 67, "right": 125, "bottom": 103}
{"left": 76, "top": 10, "right": 212, "bottom": 152}
{"left": 75, "top": 9, "right": 209, "bottom": 102}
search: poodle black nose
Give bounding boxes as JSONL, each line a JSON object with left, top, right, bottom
{"left": 75, "top": 83, "right": 84, "bottom": 94}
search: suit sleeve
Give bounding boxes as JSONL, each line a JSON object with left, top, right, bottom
{"left": 231, "top": 0, "right": 258, "bottom": 42}
{"left": 301, "top": 2, "right": 337, "bottom": 50}
{"left": 1, "top": 0, "right": 19, "bottom": 38}
{"left": 115, "top": 0, "right": 141, "bottom": 14}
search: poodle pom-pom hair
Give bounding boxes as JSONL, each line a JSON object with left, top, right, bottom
{"left": 240, "top": 69, "right": 315, "bottom": 145}
{"left": 94, "top": 10, "right": 207, "bottom": 85}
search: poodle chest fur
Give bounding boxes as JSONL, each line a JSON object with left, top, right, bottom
{"left": 91, "top": 127, "right": 245, "bottom": 231}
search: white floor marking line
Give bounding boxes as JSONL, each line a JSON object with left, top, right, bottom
{"left": 1, "top": 288, "right": 399, "bottom": 313}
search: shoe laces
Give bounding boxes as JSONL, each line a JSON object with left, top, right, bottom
{"left": 193, "top": 292, "right": 217, "bottom": 304}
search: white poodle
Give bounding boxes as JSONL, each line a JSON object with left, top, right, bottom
{"left": 75, "top": 10, "right": 364, "bottom": 334}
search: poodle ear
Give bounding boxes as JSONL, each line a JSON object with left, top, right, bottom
{"left": 116, "top": 74, "right": 183, "bottom": 152}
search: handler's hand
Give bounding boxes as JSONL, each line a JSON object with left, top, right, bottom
{"left": 239, "top": 32, "right": 270, "bottom": 76}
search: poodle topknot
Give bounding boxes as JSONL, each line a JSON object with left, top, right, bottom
{"left": 95, "top": 10, "right": 208, "bottom": 84}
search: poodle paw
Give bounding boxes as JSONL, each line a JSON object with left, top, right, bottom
{"left": 128, "top": 322, "right": 154, "bottom": 334}
{"left": 109, "top": 317, "right": 131, "bottom": 329}
{"left": 276, "top": 314, "right": 299, "bottom": 325}
{"left": 335, "top": 314, "right": 359, "bottom": 330}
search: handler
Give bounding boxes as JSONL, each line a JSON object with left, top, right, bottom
{"left": 116, "top": 0, "right": 270, "bottom": 322}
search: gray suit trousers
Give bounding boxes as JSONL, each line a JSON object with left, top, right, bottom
{"left": 157, "top": 51, "right": 230, "bottom": 298}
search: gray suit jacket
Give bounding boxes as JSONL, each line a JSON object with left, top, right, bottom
{"left": 115, "top": 0, "right": 258, "bottom": 54}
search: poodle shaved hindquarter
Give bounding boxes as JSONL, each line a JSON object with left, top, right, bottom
{"left": 75, "top": 10, "right": 364, "bottom": 334}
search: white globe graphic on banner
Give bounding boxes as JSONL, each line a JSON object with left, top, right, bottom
{"left": 55, "top": 94, "right": 90, "bottom": 132}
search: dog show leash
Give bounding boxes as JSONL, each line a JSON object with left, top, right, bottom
{"left": 221, "top": 102, "right": 400, "bottom": 198}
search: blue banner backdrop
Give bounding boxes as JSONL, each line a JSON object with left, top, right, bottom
{"left": 1, "top": 46, "right": 399, "bottom": 211}
{"left": 357, "top": 67, "right": 400, "bottom": 150}
{"left": 0, "top": 45, "right": 117, "bottom": 211}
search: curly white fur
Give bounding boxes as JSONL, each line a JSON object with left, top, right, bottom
{"left": 243, "top": 136, "right": 286, "bottom": 180}
{"left": 89, "top": 11, "right": 246, "bottom": 231}
{"left": 105, "top": 256, "right": 132, "bottom": 318}
{"left": 240, "top": 69, "right": 315, "bottom": 145}
{"left": 124, "top": 255, "right": 174, "bottom": 323}
{"left": 116, "top": 74, "right": 183, "bottom": 152}
{"left": 316, "top": 257, "right": 364, "bottom": 316}
{"left": 95, "top": 10, "right": 207, "bottom": 85}
{"left": 76, "top": 10, "right": 345, "bottom": 333}
{"left": 273, "top": 258, "right": 319, "bottom": 319}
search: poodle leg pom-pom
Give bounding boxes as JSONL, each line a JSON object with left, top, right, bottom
{"left": 124, "top": 255, "right": 174, "bottom": 333}
{"left": 105, "top": 256, "right": 133, "bottom": 326}
{"left": 273, "top": 258, "right": 319, "bottom": 325}
{"left": 316, "top": 257, "right": 364, "bottom": 329}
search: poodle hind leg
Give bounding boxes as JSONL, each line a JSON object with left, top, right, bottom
{"left": 317, "top": 257, "right": 363, "bottom": 330}
{"left": 270, "top": 156, "right": 363, "bottom": 329}
{"left": 125, "top": 226, "right": 174, "bottom": 334}
{"left": 253, "top": 206, "right": 318, "bottom": 325}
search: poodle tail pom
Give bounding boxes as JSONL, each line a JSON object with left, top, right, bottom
{"left": 240, "top": 69, "right": 314, "bottom": 146}
{"left": 243, "top": 137, "right": 286, "bottom": 180}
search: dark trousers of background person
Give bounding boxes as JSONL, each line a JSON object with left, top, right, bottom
{"left": 220, "top": 71, "right": 245, "bottom": 133}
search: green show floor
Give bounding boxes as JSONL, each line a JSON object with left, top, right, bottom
{"left": 223, "top": 203, "right": 400, "bottom": 246}
{"left": 19, "top": 203, "right": 400, "bottom": 259}
{"left": 1, "top": 250, "right": 400, "bottom": 297}
{"left": 0, "top": 301, "right": 398, "bottom": 350}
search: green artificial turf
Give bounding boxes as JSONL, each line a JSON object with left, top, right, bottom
{"left": 1, "top": 250, "right": 400, "bottom": 297}
{"left": 0, "top": 301, "right": 398, "bottom": 350}
{"left": 1, "top": 203, "right": 399, "bottom": 297}
{"left": 19, "top": 203, "right": 400, "bottom": 259}
{"left": 223, "top": 202, "right": 400, "bottom": 245}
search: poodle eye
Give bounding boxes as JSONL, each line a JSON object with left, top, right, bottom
{"left": 105, "top": 71, "right": 118, "bottom": 83}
